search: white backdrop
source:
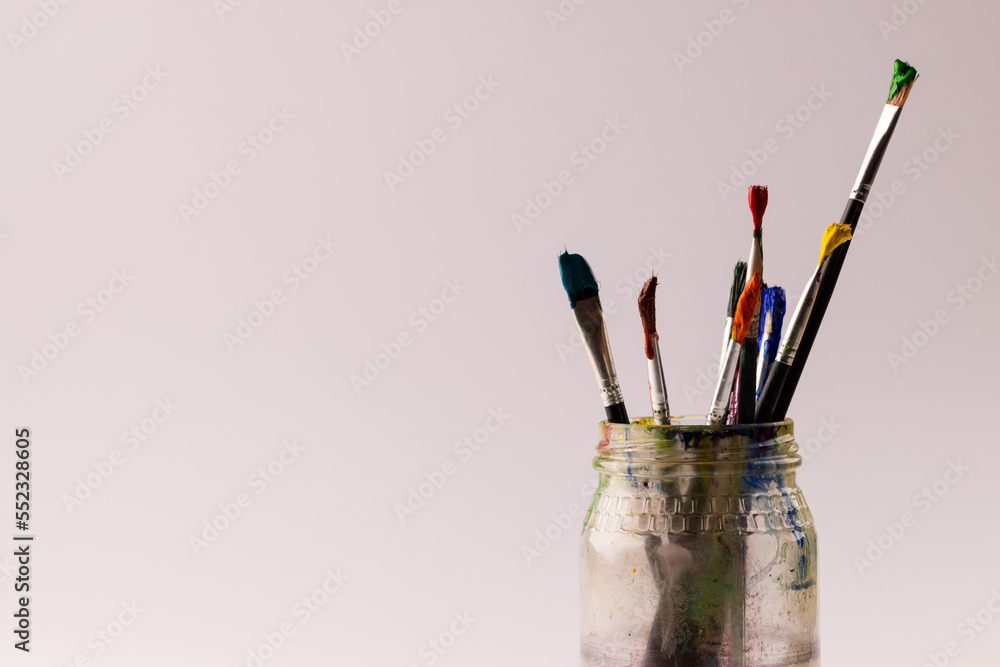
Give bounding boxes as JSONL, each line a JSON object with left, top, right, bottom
{"left": 2, "top": 0, "right": 998, "bottom": 665}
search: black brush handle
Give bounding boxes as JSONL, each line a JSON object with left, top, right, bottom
{"left": 768, "top": 198, "right": 865, "bottom": 419}
{"left": 605, "top": 402, "right": 629, "bottom": 425}
{"left": 737, "top": 338, "right": 758, "bottom": 424}
{"left": 755, "top": 358, "right": 790, "bottom": 422}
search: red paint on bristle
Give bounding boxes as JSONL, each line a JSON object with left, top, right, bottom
{"left": 748, "top": 185, "right": 768, "bottom": 233}
{"left": 638, "top": 276, "right": 658, "bottom": 360}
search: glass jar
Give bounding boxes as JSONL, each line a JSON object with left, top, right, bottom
{"left": 580, "top": 417, "right": 819, "bottom": 667}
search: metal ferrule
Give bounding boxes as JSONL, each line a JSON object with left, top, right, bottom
{"left": 776, "top": 266, "right": 822, "bottom": 364}
{"left": 707, "top": 338, "right": 741, "bottom": 424}
{"left": 850, "top": 104, "right": 901, "bottom": 203}
{"left": 572, "top": 297, "right": 624, "bottom": 408}
{"left": 647, "top": 341, "right": 669, "bottom": 425}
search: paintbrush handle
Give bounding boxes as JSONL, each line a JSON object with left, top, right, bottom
{"left": 764, "top": 198, "right": 863, "bottom": 420}
{"left": 572, "top": 297, "right": 628, "bottom": 418}
{"left": 737, "top": 338, "right": 757, "bottom": 424}
{"left": 647, "top": 341, "right": 670, "bottom": 426}
{"left": 605, "top": 402, "right": 629, "bottom": 425}
{"left": 755, "top": 358, "right": 790, "bottom": 422}
{"left": 708, "top": 339, "right": 741, "bottom": 424}
{"left": 719, "top": 317, "right": 733, "bottom": 376}
{"left": 762, "top": 103, "right": 908, "bottom": 419}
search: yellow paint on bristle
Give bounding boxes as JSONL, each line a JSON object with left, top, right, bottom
{"left": 818, "top": 223, "right": 853, "bottom": 265}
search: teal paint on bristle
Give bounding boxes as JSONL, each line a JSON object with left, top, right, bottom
{"left": 559, "top": 251, "right": 599, "bottom": 308}
{"left": 887, "top": 59, "right": 918, "bottom": 102}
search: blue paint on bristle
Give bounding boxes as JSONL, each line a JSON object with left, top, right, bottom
{"left": 757, "top": 287, "right": 788, "bottom": 402}
{"left": 558, "top": 251, "right": 599, "bottom": 308}
{"left": 757, "top": 287, "right": 774, "bottom": 349}
{"left": 771, "top": 286, "right": 786, "bottom": 341}
{"left": 757, "top": 286, "right": 786, "bottom": 352}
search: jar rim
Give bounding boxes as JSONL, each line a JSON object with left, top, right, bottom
{"left": 596, "top": 416, "right": 798, "bottom": 464}
{"left": 601, "top": 415, "right": 793, "bottom": 432}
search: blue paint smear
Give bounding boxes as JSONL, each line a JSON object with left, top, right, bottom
{"left": 743, "top": 454, "right": 814, "bottom": 589}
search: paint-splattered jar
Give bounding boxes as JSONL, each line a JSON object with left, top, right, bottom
{"left": 580, "top": 417, "right": 818, "bottom": 667}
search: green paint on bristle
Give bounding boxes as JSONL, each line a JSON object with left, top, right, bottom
{"left": 887, "top": 59, "right": 918, "bottom": 102}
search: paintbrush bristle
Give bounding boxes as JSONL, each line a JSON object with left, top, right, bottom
{"left": 732, "top": 272, "right": 762, "bottom": 341}
{"left": 638, "top": 276, "right": 658, "bottom": 360}
{"left": 757, "top": 285, "right": 787, "bottom": 346}
{"left": 817, "top": 222, "right": 853, "bottom": 265}
{"left": 758, "top": 283, "right": 773, "bottom": 342}
{"left": 727, "top": 261, "right": 748, "bottom": 317}
{"left": 559, "top": 251, "right": 599, "bottom": 308}
{"left": 748, "top": 185, "right": 768, "bottom": 233}
{"left": 887, "top": 58, "right": 918, "bottom": 107}
{"left": 771, "top": 286, "right": 786, "bottom": 338}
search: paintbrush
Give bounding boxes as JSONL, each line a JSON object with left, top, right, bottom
{"left": 736, "top": 186, "right": 766, "bottom": 423}
{"left": 756, "top": 59, "right": 918, "bottom": 421}
{"left": 708, "top": 272, "right": 761, "bottom": 424}
{"left": 755, "top": 286, "right": 786, "bottom": 401}
{"left": 755, "top": 223, "right": 853, "bottom": 421}
{"left": 727, "top": 367, "right": 740, "bottom": 424}
{"left": 559, "top": 250, "right": 629, "bottom": 424}
{"left": 719, "top": 261, "right": 747, "bottom": 375}
{"left": 638, "top": 276, "right": 670, "bottom": 425}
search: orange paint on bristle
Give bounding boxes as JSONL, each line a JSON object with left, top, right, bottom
{"left": 748, "top": 185, "right": 768, "bottom": 234}
{"left": 731, "top": 272, "right": 762, "bottom": 341}
{"left": 638, "top": 276, "right": 658, "bottom": 360}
